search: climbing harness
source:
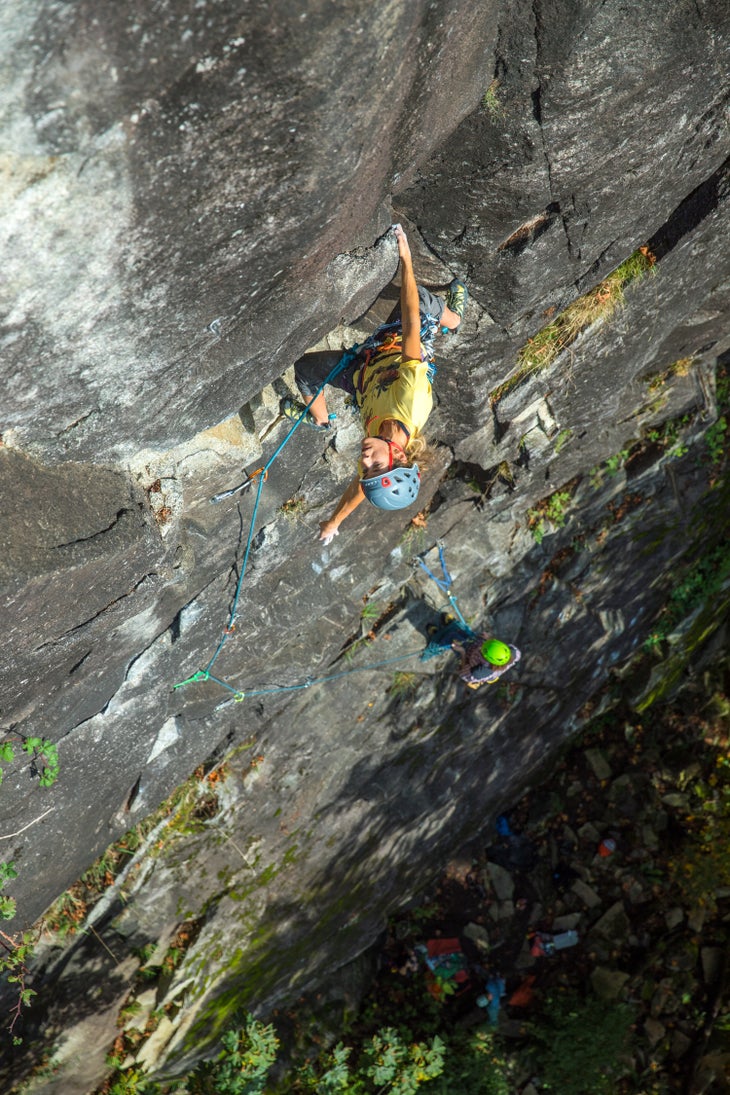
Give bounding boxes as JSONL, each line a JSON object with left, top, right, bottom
{"left": 352, "top": 313, "right": 438, "bottom": 405}
{"left": 415, "top": 541, "right": 475, "bottom": 633}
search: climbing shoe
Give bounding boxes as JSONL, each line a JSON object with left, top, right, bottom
{"left": 280, "top": 397, "right": 335, "bottom": 431}
{"left": 444, "top": 278, "right": 468, "bottom": 329}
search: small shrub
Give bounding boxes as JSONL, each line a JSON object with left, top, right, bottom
{"left": 187, "top": 1014, "right": 279, "bottom": 1094}
{"left": 430, "top": 1030, "right": 510, "bottom": 1095}
{"left": 528, "top": 487, "right": 574, "bottom": 542}
{"left": 361, "top": 1028, "right": 445, "bottom": 1093}
{"left": 667, "top": 764, "right": 730, "bottom": 915}
{"left": 0, "top": 925, "right": 38, "bottom": 1041}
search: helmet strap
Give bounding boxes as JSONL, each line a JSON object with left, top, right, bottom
{"left": 380, "top": 437, "right": 407, "bottom": 471}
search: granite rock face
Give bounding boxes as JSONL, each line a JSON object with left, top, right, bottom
{"left": 1, "top": 0, "right": 730, "bottom": 1087}
{"left": 2, "top": 0, "right": 496, "bottom": 462}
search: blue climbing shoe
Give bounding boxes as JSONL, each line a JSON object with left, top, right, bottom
{"left": 444, "top": 278, "right": 468, "bottom": 329}
{"left": 280, "top": 397, "right": 335, "bottom": 432}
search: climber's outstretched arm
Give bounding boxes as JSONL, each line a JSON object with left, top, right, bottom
{"left": 393, "top": 225, "right": 421, "bottom": 361}
{"left": 319, "top": 477, "right": 365, "bottom": 542}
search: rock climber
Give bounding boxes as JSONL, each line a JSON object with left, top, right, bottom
{"left": 281, "top": 224, "right": 467, "bottom": 544}
{"left": 453, "top": 635, "right": 522, "bottom": 690}
{"left": 421, "top": 616, "right": 521, "bottom": 690}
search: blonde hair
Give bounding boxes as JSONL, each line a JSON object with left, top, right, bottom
{"left": 405, "top": 434, "right": 436, "bottom": 472}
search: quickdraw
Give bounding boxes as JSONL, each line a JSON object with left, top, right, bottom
{"left": 210, "top": 467, "right": 268, "bottom": 505}
{"left": 415, "top": 541, "right": 475, "bottom": 633}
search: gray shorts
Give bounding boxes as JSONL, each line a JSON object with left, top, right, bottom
{"left": 294, "top": 285, "right": 445, "bottom": 399}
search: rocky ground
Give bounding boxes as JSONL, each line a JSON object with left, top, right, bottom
{"left": 302, "top": 651, "right": 730, "bottom": 1094}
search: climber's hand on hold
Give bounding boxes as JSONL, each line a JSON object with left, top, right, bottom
{"left": 319, "top": 521, "right": 339, "bottom": 546}
{"left": 392, "top": 223, "right": 411, "bottom": 262}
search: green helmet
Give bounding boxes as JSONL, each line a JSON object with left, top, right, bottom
{"left": 481, "top": 639, "right": 511, "bottom": 666}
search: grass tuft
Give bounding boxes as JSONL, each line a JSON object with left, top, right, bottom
{"left": 491, "top": 246, "right": 656, "bottom": 405}
{"left": 481, "top": 79, "right": 503, "bottom": 120}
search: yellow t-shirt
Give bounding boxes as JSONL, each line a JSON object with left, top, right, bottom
{"left": 353, "top": 341, "right": 433, "bottom": 439}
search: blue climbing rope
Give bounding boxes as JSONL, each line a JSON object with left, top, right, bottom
{"left": 194, "top": 648, "right": 428, "bottom": 706}
{"left": 415, "top": 541, "right": 475, "bottom": 633}
{"left": 204, "top": 349, "right": 353, "bottom": 675}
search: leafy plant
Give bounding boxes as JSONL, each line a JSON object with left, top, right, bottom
{"left": 0, "top": 736, "right": 59, "bottom": 786}
{"left": 589, "top": 445, "right": 636, "bottom": 488}
{"left": 187, "top": 1014, "right": 279, "bottom": 1094}
{"left": 108, "top": 1069, "right": 163, "bottom": 1094}
{"left": 0, "top": 861, "right": 18, "bottom": 921}
{"left": 666, "top": 767, "right": 730, "bottom": 916}
{"left": 528, "top": 489, "right": 574, "bottom": 543}
{"left": 644, "top": 412, "right": 691, "bottom": 457}
{"left": 604, "top": 449, "right": 629, "bottom": 476}
{"left": 22, "top": 736, "right": 60, "bottom": 787}
{"left": 429, "top": 1030, "right": 510, "bottom": 1095}
{"left": 0, "top": 925, "right": 38, "bottom": 1042}
{"left": 0, "top": 742, "right": 15, "bottom": 784}
{"left": 0, "top": 736, "right": 59, "bottom": 1037}
{"left": 297, "top": 1043, "right": 352, "bottom": 1093}
{"left": 361, "top": 1027, "right": 445, "bottom": 1093}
